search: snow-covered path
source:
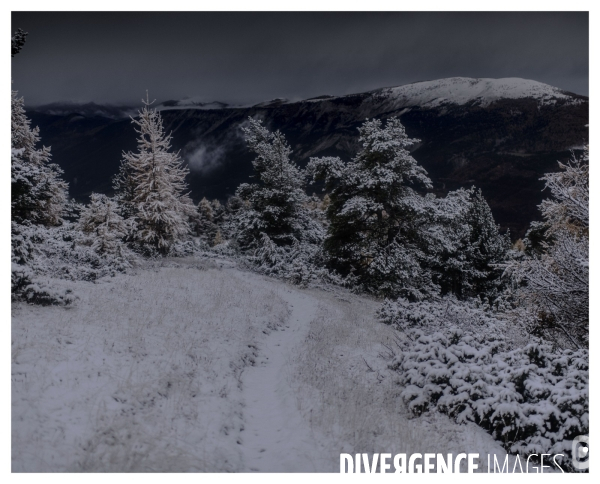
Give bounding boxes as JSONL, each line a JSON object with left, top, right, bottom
{"left": 12, "top": 261, "right": 509, "bottom": 472}
{"left": 239, "top": 284, "right": 331, "bottom": 472}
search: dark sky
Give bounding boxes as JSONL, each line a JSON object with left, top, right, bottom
{"left": 11, "top": 11, "right": 589, "bottom": 106}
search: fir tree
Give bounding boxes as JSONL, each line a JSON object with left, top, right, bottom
{"left": 11, "top": 89, "right": 68, "bottom": 226}
{"left": 194, "top": 197, "right": 219, "bottom": 243}
{"left": 426, "top": 188, "right": 510, "bottom": 301}
{"left": 211, "top": 199, "right": 225, "bottom": 230}
{"left": 307, "top": 117, "right": 432, "bottom": 299}
{"left": 463, "top": 189, "right": 511, "bottom": 298}
{"left": 232, "top": 118, "right": 323, "bottom": 251}
{"left": 211, "top": 199, "right": 225, "bottom": 219}
{"left": 11, "top": 33, "right": 72, "bottom": 305}
{"left": 116, "top": 94, "right": 195, "bottom": 254}
{"left": 112, "top": 157, "right": 137, "bottom": 219}
{"left": 78, "top": 193, "right": 130, "bottom": 256}
{"left": 539, "top": 144, "right": 588, "bottom": 237}
{"left": 11, "top": 28, "right": 28, "bottom": 57}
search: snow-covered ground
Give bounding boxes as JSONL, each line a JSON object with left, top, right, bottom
{"left": 12, "top": 258, "right": 510, "bottom": 472}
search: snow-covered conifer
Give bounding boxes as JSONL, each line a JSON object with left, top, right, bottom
{"left": 232, "top": 118, "right": 323, "bottom": 251}
{"left": 11, "top": 28, "right": 28, "bottom": 57}
{"left": 426, "top": 188, "right": 510, "bottom": 301}
{"left": 112, "top": 157, "right": 137, "bottom": 219}
{"left": 11, "top": 89, "right": 68, "bottom": 226}
{"left": 211, "top": 199, "right": 224, "bottom": 219}
{"left": 116, "top": 94, "right": 195, "bottom": 254}
{"left": 307, "top": 117, "right": 432, "bottom": 298}
{"left": 198, "top": 197, "right": 214, "bottom": 221}
{"left": 193, "top": 197, "right": 219, "bottom": 243}
{"left": 463, "top": 189, "right": 511, "bottom": 296}
{"left": 78, "top": 193, "right": 130, "bottom": 256}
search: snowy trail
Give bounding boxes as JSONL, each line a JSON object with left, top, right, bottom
{"left": 238, "top": 281, "right": 333, "bottom": 472}
{"left": 13, "top": 263, "right": 510, "bottom": 472}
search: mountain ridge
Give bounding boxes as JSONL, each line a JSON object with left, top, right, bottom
{"left": 25, "top": 77, "right": 589, "bottom": 239}
{"left": 29, "top": 77, "right": 587, "bottom": 116}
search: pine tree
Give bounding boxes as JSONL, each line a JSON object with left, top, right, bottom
{"left": 464, "top": 189, "right": 511, "bottom": 297}
{"left": 232, "top": 118, "right": 323, "bottom": 251}
{"left": 115, "top": 94, "right": 195, "bottom": 254}
{"left": 78, "top": 193, "right": 129, "bottom": 256}
{"left": 11, "top": 32, "right": 73, "bottom": 305}
{"left": 11, "top": 28, "right": 28, "bottom": 57}
{"left": 307, "top": 117, "right": 432, "bottom": 298}
{"left": 112, "top": 157, "right": 137, "bottom": 219}
{"left": 427, "top": 188, "right": 510, "bottom": 301}
{"left": 194, "top": 197, "right": 219, "bottom": 243}
{"left": 11, "top": 89, "right": 68, "bottom": 226}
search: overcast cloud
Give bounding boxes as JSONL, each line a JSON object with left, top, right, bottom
{"left": 11, "top": 11, "right": 589, "bottom": 106}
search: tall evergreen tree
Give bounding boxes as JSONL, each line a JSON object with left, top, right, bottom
{"left": 463, "top": 189, "right": 511, "bottom": 298}
{"left": 193, "top": 197, "right": 219, "bottom": 244}
{"left": 426, "top": 188, "right": 511, "bottom": 301}
{"left": 112, "top": 156, "right": 137, "bottom": 219}
{"left": 11, "top": 89, "right": 68, "bottom": 226}
{"left": 307, "top": 117, "right": 432, "bottom": 298}
{"left": 211, "top": 199, "right": 225, "bottom": 227}
{"left": 232, "top": 118, "right": 323, "bottom": 251}
{"left": 115, "top": 94, "right": 195, "bottom": 254}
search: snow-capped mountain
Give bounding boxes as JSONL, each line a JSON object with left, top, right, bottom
{"left": 31, "top": 77, "right": 583, "bottom": 116}
{"left": 372, "top": 77, "right": 583, "bottom": 108}
{"left": 26, "top": 77, "right": 588, "bottom": 238}
{"left": 154, "top": 77, "right": 585, "bottom": 110}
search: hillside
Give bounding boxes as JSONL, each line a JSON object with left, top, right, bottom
{"left": 12, "top": 258, "right": 510, "bottom": 472}
{"left": 27, "top": 77, "right": 588, "bottom": 238}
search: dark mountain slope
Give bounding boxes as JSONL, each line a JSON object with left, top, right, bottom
{"left": 27, "top": 77, "right": 588, "bottom": 239}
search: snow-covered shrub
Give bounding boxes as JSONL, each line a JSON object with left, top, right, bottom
{"left": 506, "top": 147, "right": 588, "bottom": 349}
{"left": 388, "top": 327, "right": 588, "bottom": 471}
{"left": 166, "top": 239, "right": 198, "bottom": 257}
{"left": 378, "top": 296, "right": 510, "bottom": 342}
{"left": 11, "top": 220, "right": 137, "bottom": 305}
{"left": 11, "top": 263, "right": 75, "bottom": 306}
{"left": 249, "top": 233, "right": 343, "bottom": 288}
{"left": 11, "top": 222, "right": 75, "bottom": 305}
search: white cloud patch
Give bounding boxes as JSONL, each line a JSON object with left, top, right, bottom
{"left": 183, "top": 118, "right": 260, "bottom": 174}
{"left": 184, "top": 144, "right": 227, "bottom": 174}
